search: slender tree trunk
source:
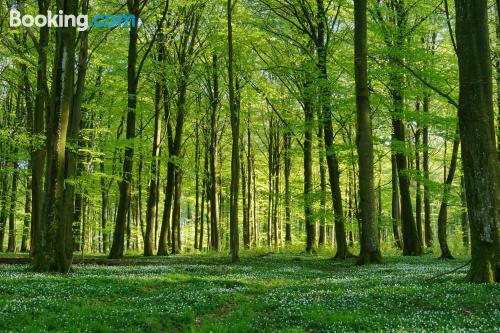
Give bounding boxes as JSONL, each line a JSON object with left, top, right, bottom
{"left": 414, "top": 102, "right": 423, "bottom": 245}
{"left": 422, "top": 95, "right": 433, "bottom": 248}
{"left": 194, "top": 118, "right": 200, "bottom": 250}
{"left": 391, "top": 153, "right": 402, "bottom": 249}
{"left": 247, "top": 119, "right": 253, "bottom": 247}
{"left": 284, "top": 132, "right": 292, "bottom": 244}
{"left": 228, "top": 0, "right": 240, "bottom": 262}
{"left": 209, "top": 56, "right": 220, "bottom": 252}
{"left": 455, "top": 0, "right": 499, "bottom": 282}
{"left": 303, "top": 82, "right": 315, "bottom": 254}
{"left": 63, "top": 0, "right": 89, "bottom": 255}
{"left": 7, "top": 160, "right": 19, "bottom": 252}
{"left": 241, "top": 127, "right": 250, "bottom": 249}
{"left": 109, "top": 0, "right": 139, "bottom": 259}
{"left": 437, "top": 127, "right": 460, "bottom": 259}
{"left": 317, "top": 122, "right": 327, "bottom": 246}
{"left": 391, "top": 91, "right": 422, "bottom": 255}
{"left": 0, "top": 171, "right": 8, "bottom": 252}
{"left": 144, "top": 82, "right": 162, "bottom": 256}
{"left": 100, "top": 162, "right": 109, "bottom": 253}
{"left": 171, "top": 170, "right": 182, "bottom": 254}
{"left": 460, "top": 176, "right": 469, "bottom": 248}
{"left": 21, "top": 176, "right": 32, "bottom": 252}
{"left": 316, "top": 0, "right": 350, "bottom": 259}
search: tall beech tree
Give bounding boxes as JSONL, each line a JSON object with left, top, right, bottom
{"left": 32, "top": 0, "right": 77, "bottom": 272}
{"left": 355, "top": 0, "right": 382, "bottom": 264}
{"left": 455, "top": 0, "right": 500, "bottom": 283}
{"left": 228, "top": 0, "right": 240, "bottom": 262}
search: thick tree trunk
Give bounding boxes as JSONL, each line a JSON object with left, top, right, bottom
{"left": 455, "top": 0, "right": 500, "bottom": 282}
{"left": 33, "top": 0, "right": 77, "bottom": 272}
{"left": 31, "top": 0, "right": 50, "bottom": 258}
{"left": 355, "top": 0, "right": 382, "bottom": 264}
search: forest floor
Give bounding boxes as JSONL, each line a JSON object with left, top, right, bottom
{"left": 0, "top": 252, "right": 498, "bottom": 332}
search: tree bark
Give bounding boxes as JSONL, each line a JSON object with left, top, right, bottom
{"left": 144, "top": 81, "right": 162, "bottom": 256}
{"left": 422, "top": 95, "right": 433, "bottom": 248}
{"left": 391, "top": 153, "right": 402, "bottom": 249}
{"left": 228, "top": 0, "right": 240, "bottom": 262}
{"left": 355, "top": 0, "right": 382, "bottom": 264}
{"left": 33, "top": 0, "right": 77, "bottom": 272}
{"left": 455, "top": 0, "right": 500, "bottom": 282}
{"left": 437, "top": 127, "right": 460, "bottom": 259}
{"left": 7, "top": 160, "right": 19, "bottom": 252}
{"left": 109, "top": 0, "right": 139, "bottom": 259}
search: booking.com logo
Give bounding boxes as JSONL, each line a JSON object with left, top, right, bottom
{"left": 9, "top": 10, "right": 142, "bottom": 32}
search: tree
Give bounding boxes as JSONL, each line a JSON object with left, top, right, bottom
{"left": 32, "top": 0, "right": 77, "bottom": 272}
{"left": 355, "top": 0, "right": 382, "bottom": 264}
{"left": 228, "top": 0, "right": 240, "bottom": 263}
{"left": 455, "top": 0, "right": 500, "bottom": 283}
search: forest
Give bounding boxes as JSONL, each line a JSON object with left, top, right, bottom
{"left": 0, "top": 0, "right": 499, "bottom": 331}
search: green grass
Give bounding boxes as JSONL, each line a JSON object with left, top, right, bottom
{"left": 0, "top": 253, "right": 498, "bottom": 332}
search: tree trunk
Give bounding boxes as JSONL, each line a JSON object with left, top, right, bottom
{"left": 284, "top": 132, "right": 292, "bottom": 244}
{"left": 21, "top": 176, "right": 32, "bottom": 252}
{"left": 241, "top": 126, "right": 250, "bottom": 249}
{"left": 391, "top": 153, "right": 402, "bottom": 249}
{"left": 460, "top": 176, "right": 469, "bottom": 248}
{"left": 303, "top": 80, "right": 315, "bottom": 254}
{"left": 422, "top": 95, "right": 433, "bottom": 248}
{"left": 0, "top": 171, "right": 8, "bottom": 252}
{"left": 228, "top": 0, "right": 240, "bottom": 262}
{"left": 109, "top": 0, "right": 139, "bottom": 259}
{"left": 33, "top": 0, "right": 77, "bottom": 272}
{"left": 391, "top": 92, "right": 422, "bottom": 255}
{"left": 414, "top": 102, "right": 423, "bottom": 245}
{"left": 355, "top": 0, "right": 382, "bottom": 264}
{"left": 317, "top": 121, "right": 327, "bottom": 247}
{"left": 209, "top": 55, "right": 220, "bottom": 252}
{"left": 31, "top": 0, "right": 49, "bottom": 258}
{"left": 7, "top": 161, "right": 19, "bottom": 252}
{"left": 455, "top": 0, "right": 500, "bottom": 282}
{"left": 437, "top": 127, "right": 460, "bottom": 259}
{"left": 316, "top": 0, "right": 350, "bottom": 259}
{"left": 144, "top": 81, "right": 162, "bottom": 256}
